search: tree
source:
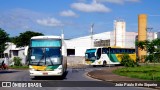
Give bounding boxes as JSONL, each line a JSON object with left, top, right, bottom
{"left": 152, "top": 38, "right": 160, "bottom": 52}
{"left": 12, "top": 31, "right": 44, "bottom": 47}
{"left": 120, "top": 54, "right": 138, "bottom": 67}
{"left": 136, "top": 38, "right": 160, "bottom": 62}
{"left": 0, "top": 28, "right": 9, "bottom": 54}
{"left": 13, "top": 57, "right": 22, "bottom": 66}
{"left": 8, "top": 37, "right": 15, "bottom": 42}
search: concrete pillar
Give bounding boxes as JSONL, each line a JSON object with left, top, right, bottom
{"left": 138, "top": 14, "right": 147, "bottom": 62}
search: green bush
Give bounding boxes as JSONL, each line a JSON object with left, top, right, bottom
{"left": 153, "top": 53, "right": 160, "bottom": 63}
{"left": 9, "top": 65, "right": 29, "bottom": 69}
{"left": 13, "top": 57, "right": 22, "bottom": 66}
{"left": 120, "top": 54, "right": 138, "bottom": 67}
{"left": 145, "top": 54, "right": 153, "bottom": 62}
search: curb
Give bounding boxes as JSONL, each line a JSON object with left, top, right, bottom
{"left": 86, "top": 69, "right": 159, "bottom": 90}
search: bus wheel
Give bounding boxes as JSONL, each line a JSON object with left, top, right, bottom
{"left": 30, "top": 76, "right": 35, "bottom": 80}
{"left": 102, "top": 61, "right": 107, "bottom": 67}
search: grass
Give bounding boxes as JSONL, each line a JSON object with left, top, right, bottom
{"left": 9, "top": 65, "right": 29, "bottom": 69}
{"left": 113, "top": 65, "right": 160, "bottom": 81}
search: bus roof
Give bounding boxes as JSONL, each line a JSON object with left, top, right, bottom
{"left": 31, "top": 36, "right": 61, "bottom": 39}
{"left": 104, "top": 47, "right": 135, "bottom": 49}
{"left": 88, "top": 47, "right": 135, "bottom": 49}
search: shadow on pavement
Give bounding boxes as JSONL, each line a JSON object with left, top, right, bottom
{"left": 0, "top": 70, "right": 20, "bottom": 74}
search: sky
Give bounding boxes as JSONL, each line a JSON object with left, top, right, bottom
{"left": 0, "top": 0, "right": 160, "bottom": 39}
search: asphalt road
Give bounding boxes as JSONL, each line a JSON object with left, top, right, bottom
{"left": 0, "top": 66, "right": 153, "bottom": 90}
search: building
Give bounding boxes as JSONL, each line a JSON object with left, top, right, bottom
{"left": 2, "top": 20, "right": 158, "bottom": 65}
{"left": 65, "top": 31, "right": 112, "bottom": 56}
{"left": 64, "top": 20, "right": 157, "bottom": 56}
{"left": 113, "top": 20, "right": 126, "bottom": 47}
{"left": 3, "top": 42, "right": 26, "bottom": 65}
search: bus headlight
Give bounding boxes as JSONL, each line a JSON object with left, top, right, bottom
{"left": 55, "top": 65, "right": 62, "bottom": 70}
{"left": 30, "top": 68, "right": 36, "bottom": 71}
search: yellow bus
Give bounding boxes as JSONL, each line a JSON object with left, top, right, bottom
{"left": 85, "top": 47, "right": 136, "bottom": 66}
{"left": 28, "top": 36, "right": 67, "bottom": 79}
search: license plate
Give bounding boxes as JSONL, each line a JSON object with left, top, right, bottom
{"left": 43, "top": 72, "right": 48, "bottom": 75}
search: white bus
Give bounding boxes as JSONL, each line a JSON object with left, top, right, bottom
{"left": 28, "top": 36, "right": 67, "bottom": 78}
{"left": 85, "top": 47, "right": 136, "bottom": 66}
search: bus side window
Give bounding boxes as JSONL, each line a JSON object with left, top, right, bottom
{"left": 129, "top": 49, "right": 132, "bottom": 54}
{"left": 132, "top": 49, "right": 135, "bottom": 53}
{"left": 125, "top": 49, "right": 128, "bottom": 54}
{"left": 96, "top": 48, "right": 101, "bottom": 59}
{"left": 128, "top": 49, "right": 131, "bottom": 54}
{"left": 112, "top": 49, "right": 115, "bottom": 54}
{"left": 116, "top": 49, "right": 120, "bottom": 54}
{"left": 121, "top": 49, "right": 125, "bottom": 53}
{"left": 102, "top": 48, "right": 108, "bottom": 54}
{"left": 129, "top": 49, "right": 131, "bottom": 54}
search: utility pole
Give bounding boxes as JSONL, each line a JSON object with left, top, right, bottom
{"left": 114, "top": 21, "right": 117, "bottom": 47}
{"left": 90, "top": 23, "right": 94, "bottom": 48}
{"left": 61, "top": 29, "right": 64, "bottom": 40}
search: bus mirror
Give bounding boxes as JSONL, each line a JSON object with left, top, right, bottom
{"left": 24, "top": 46, "right": 29, "bottom": 56}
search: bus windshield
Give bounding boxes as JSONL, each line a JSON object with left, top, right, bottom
{"left": 85, "top": 49, "right": 96, "bottom": 60}
{"left": 30, "top": 47, "right": 61, "bottom": 66}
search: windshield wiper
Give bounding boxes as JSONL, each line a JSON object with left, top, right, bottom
{"left": 46, "top": 55, "right": 54, "bottom": 66}
{"left": 37, "top": 52, "right": 45, "bottom": 66}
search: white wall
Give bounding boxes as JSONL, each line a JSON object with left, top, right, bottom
{"left": 125, "top": 32, "right": 137, "bottom": 48}
{"left": 65, "top": 32, "right": 112, "bottom": 56}
{"left": 4, "top": 42, "right": 16, "bottom": 57}
{"left": 75, "top": 47, "right": 88, "bottom": 56}
{"left": 3, "top": 42, "right": 26, "bottom": 65}
{"left": 124, "top": 32, "right": 156, "bottom": 48}
{"left": 18, "top": 49, "right": 26, "bottom": 65}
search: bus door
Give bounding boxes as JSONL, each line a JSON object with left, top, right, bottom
{"left": 96, "top": 48, "right": 102, "bottom": 60}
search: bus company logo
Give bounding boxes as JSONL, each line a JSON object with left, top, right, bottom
{"left": 2, "top": 82, "right": 11, "bottom": 87}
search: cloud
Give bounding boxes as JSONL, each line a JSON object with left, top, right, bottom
{"left": 98, "top": 0, "right": 125, "bottom": 4}
{"left": 36, "top": 17, "right": 63, "bottom": 27}
{"left": 126, "top": 0, "right": 140, "bottom": 2}
{"left": 60, "top": 10, "right": 78, "bottom": 17}
{"left": 0, "top": 8, "right": 66, "bottom": 37}
{"left": 0, "top": 8, "right": 63, "bottom": 31}
{"left": 97, "top": 0, "right": 140, "bottom": 4}
{"left": 71, "top": 1, "right": 111, "bottom": 13}
{"left": 0, "top": 8, "right": 39, "bottom": 30}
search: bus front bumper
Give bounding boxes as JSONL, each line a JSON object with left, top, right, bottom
{"left": 29, "top": 70, "right": 63, "bottom": 76}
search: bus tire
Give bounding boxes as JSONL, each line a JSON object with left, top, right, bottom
{"left": 30, "top": 76, "right": 35, "bottom": 80}
{"left": 102, "top": 61, "right": 107, "bottom": 67}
